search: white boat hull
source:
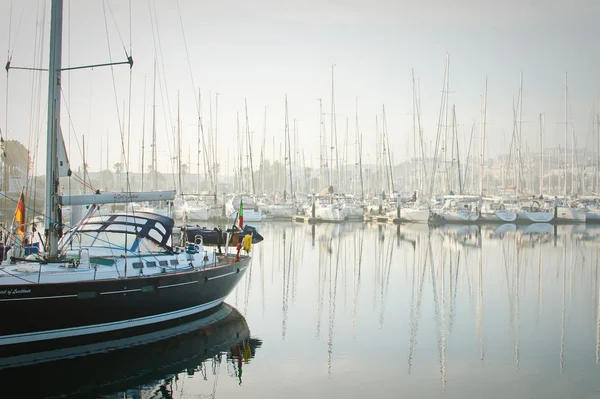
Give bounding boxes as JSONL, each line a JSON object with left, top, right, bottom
{"left": 431, "top": 211, "right": 479, "bottom": 223}
{"left": 555, "top": 207, "right": 586, "bottom": 223}
{"left": 516, "top": 211, "right": 554, "bottom": 223}
{"left": 398, "top": 209, "right": 430, "bottom": 223}
{"left": 267, "top": 205, "right": 295, "bottom": 219}
{"left": 314, "top": 206, "right": 344, "bottom": 223}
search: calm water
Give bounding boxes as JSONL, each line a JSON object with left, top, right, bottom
{"left": 5, "top": 222, "right": 600, "bottom": 398}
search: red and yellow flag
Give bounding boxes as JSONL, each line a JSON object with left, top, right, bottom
{"left": 14, "top": 192, "right": 25, "bottom": 238}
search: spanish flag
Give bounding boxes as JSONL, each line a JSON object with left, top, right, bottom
{"left": 14, "top": 192, "right": 25, "bottom": 238}
{"left": 238, "top": 198, "right": 244, "bottom": 229}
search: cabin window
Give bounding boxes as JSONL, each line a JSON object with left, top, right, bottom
{"left": 159, "top": 260, "right": 168, "bottom": 267}
{"left": 137, "top": 237, "right": 164, "bottom": 253}
{"left": 132, "top": 262, "right": 143, "bottom": 269}
{"left": 170, "top": 259, "right": 179, "bottom": 266}
{"left": 77, "top": 231, "right": 139, "bottom": 250}
{"left": 146, "top": 261, "right": 157, "bottom": 268}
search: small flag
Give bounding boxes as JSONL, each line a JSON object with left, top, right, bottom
{"left": 238, "top": 198, "right": 244, "bottom": 228}
{"left": 14, "top": 192, "right": 25, "bottom": 238}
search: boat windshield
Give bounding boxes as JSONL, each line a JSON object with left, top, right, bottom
{"left": 60, "top": 213, "right": 175, "bottom": 252}
{"left": 71, "top": 231, "right": 168, "bottom": 253}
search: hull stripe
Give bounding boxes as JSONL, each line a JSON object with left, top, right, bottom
{"left": 0, "top": 296, "right": 226, "bottom": 346}
{"left": 100, "top": 288, "right": 142, "bottom": 295}
{"left": 0, "top": 294, "right": 78, "bottom": 302}
{"left": 158, "top": 280, "right": 198, "bottom": 289}
{"left": 207, "top": 271, "right": 237, "bottom": 281}
{"left": 206, "top": 265, "right": 248, "bottom": 281}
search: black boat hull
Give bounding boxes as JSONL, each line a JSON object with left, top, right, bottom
{"left": 0, "top": 257, "right": 250, "bottom": 358}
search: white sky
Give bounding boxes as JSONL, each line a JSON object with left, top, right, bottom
{"left": 0, "top": 0, "right": 599, "bottom": 177}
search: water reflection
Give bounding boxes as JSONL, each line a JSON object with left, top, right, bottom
{"left": 230, "top": 222, "right": 600, "bottom": 398}
{"left": 1, "top": 304, "right": 261, "bottom": 398}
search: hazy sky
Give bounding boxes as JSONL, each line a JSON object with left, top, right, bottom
{"left": 0, "top": 0, "right": 599, "bottom": 179}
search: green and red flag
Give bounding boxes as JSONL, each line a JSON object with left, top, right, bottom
{"left": 238, "top": 198, "right": 244, "bottom": 228}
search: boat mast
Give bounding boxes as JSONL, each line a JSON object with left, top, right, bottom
{"left": 383, "top": 105, "right": 395, "bottom": 195}
{"left": 285, "top": 98, "right": 293, "bottom": 199}
{"left": 284, "top": 95, "right": 289, "bottom": 201}
{"left": 330, "top": 64, "right": 337, "bottom": 189}
{"left": 45, "top": 0, "right": 64, "bottom": 259}
{"left": 597, "top": 110, "right": 599, "bottom": 195}
{"left": 141, "top": 76, "right": 147, "bottom": 191}
{"left": 151, "top": 59, "right": 157, "bottom": 192}
{"left": 480, "top": 76, "right": 487, "bottom": 197}
{"left": 260, "top": 106, "right": 266, "bottom": 194}
{"left": 177, "top": 92, "right": 182, "bottom": 197}
{"left": 539, "top": 113, "right": 544, "bottom": 195}
{"left": 453, "top": 105, "right": 463, "bottom": 194}
{"left": 564, "top": 73, "right": 568, "bottom": 199}
{"left": 244, "top": 98, "right": 256, "bottom": 195}
{"left": 214, "top": 92, "right": 219, "bottom": 198}
{"left": 196, "top": 88, "right": 201, "bottom": 194}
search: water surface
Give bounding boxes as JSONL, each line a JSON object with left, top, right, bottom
{"left": 7, "top": 222, "right": 600, "bottom": 398}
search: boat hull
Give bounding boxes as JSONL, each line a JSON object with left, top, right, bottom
{"left": 398, "top": 209, "right": 430, "bottom": 223}
{"left": 430, "top": 211, "right": 479, "bottom": 224}
{"left": 0, "top": 257, "right": 250, "bottom": 357}
{"left": 585, "top": 209, "right": 600, "bottom": 223}
{"left": 516, "top": 211, "right": 554, "bottom": 223}
{"left": 555, "top": 207, "right": 586, "bottom": 223}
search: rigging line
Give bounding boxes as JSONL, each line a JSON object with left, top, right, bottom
{"left": 150, "top": 0, "right": 174, "bottom": 129}
{"left": 147, "top": 2, "right": 175, "bottom": 186}
{"left": 101, "top": 0, "right": 128, "bottom": 188}
{"left": 129, "top": 0, "right": 132, "bottom": 55}
{"left": 6, "top": 0, "right": 12, "bottom": 60}
{"left": 7, "top": 0, "right": 27, "bottom": 59}
{"left": 176, "top": 0, "right": 200, "bottom": 115}
{"left": 106, "top": 0, "right": 129, "bottom": 56}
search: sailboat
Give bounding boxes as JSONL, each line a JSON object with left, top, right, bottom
{"left": 0, "top": 0, "right": 251, "bottom": 358}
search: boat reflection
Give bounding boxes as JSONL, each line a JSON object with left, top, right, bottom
{"left": 0, "top": 303, "right": 261, "bottom": 398}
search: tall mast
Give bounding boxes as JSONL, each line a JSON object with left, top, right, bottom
{"left": 214, "top": 92, "right": 219, "bottom": 198}
{"left": 443, "top": 54, "right": 450, "bottom": 194}
{"left": 330, "top": 64, "right": 339, "bottom": 189}
{"left": 141, "top": 76, "right": 147, "bottom": 191}
{"left": 284, "top": 95, "right": 289, "bottom": 201}
{"left": 539, "top": 114, "right": 544, "bottom": 195}
{"left": 260, "top": 106, "right": 266, "bottom": 194}
{"left": 412, "top": 69, "right": 418, "bottom": 190}
{"left": 236, "top": 112, "right": 243, "bottom": 192}
{"left": 244, "top": 98, "right": 255, "bottom": 195}
{"left": 454, "top": 105, "right": 463, "bottom": 194}
{"left": 480, "top": 76, "right": 487, "bottom": 197}
{"left": 177, "top": 92, "right": 182, "bottom": 196}
{"left": 196, "top": 88, "right": 202, "bottom": 194}
{"left": 45, "top": 0, "right": 64, "bottom": 259}
{"left": 517, "top": 72, "right": 523, "bottom": 194}
{"left": 383, "top": 105, "right": 394, "bottom": 195}
{"left": 571, "top": 122, "right": 576, "bottom": 195}
{"left": 597, "top": 110, "right": 599, "bottom": 195}
{"left": 564, "top": 73, "right": 568, "bottom": 198}
{"left": 151, "top": 59, "right": 157, "bottom": 192}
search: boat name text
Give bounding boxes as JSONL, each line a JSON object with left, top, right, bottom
{"left": 0, "top": 288, "right": 32, "bottom": 296}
